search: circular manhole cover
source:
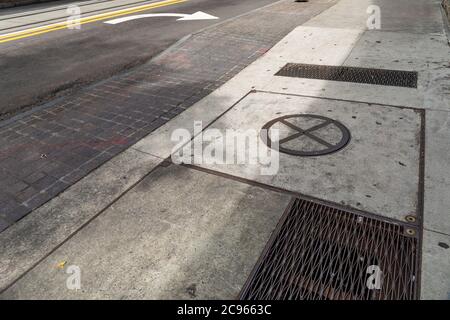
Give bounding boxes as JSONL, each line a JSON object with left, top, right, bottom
{"left": 260, "top": 114, "right": 351, "bottom": 156}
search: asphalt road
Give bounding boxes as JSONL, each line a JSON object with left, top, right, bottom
{"left": 0, "top": 0, "right": 279, "bottom": 118}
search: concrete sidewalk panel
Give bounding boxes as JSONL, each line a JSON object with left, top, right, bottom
{"left": 424, "top": 111, "right": 450, "bottom": 235}
{"left": 192, "top": 91, "right": 422, "bottom": 222}
{"left": 1, "top": 165, "right": 291, "bottom": 299}
{"left": 304, "top": 0, "right": 370, "bottom": 30}
{"left": 0, "top": 148, "right": 162, "bottom": 292}
{"left": 421, "top": 230, "right": 450, "bottom": 300}
{"left": 344, "top": 31, "right": 450, "bottom": 111}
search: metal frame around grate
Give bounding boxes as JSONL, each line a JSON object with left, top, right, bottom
{"left": 275, "top": 63, "right": 418, "bottom": 88}
{"left": 240, "top": 198, "right": 419, "bottom": 300}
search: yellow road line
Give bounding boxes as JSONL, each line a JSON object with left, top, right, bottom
{"left": 0, "top": 0, "right": 187, "bottom": 43}
{"left": 0, "top": 0, "right": 186, "bottom": 39}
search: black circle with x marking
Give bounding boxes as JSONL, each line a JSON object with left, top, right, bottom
{"left": 260, "top": 114, "right": 351, "bottom": 156}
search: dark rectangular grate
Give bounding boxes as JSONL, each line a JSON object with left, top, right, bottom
{"left": 275, "top": 63, "right": 418, "bottom": 88}
{"left": 240, "top": 198, "right": 419, "bottom": 300}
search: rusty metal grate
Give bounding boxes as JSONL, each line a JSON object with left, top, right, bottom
{"left": 240, "top": 198, "right": 419, "bottom": 300}
{"left": 275, "top": 63, "right": 418, "bottom": 88}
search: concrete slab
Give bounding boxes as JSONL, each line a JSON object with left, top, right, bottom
{"left": 132, "top": 26, "right": 365, "bottom": 158}
{"left": 192, "top": 91, "right": 422, "bottom": 222}
{"left": 258, "top": 27, "right": 450, "bottom": 110}
{"left": 0, "top": 148, "right": 162, "bottom": 292}
{"left": 0, "top": 0, "right": 163, "bottom": 34}
{"left": 368, "top": 0, "right": 445, "bottom": 34}
{"left": 265, "top": 25, "right": 363, "bottom": 65}
{"left": 424, "top": 110, "right": 450, "bottom": 235}
{"left": 421, "top": 230, "right": 450, "bottom": 300}
{"left": 132, "top": 87, "right": 253, "bottom": 159}
{"left": 0, "top": 165, "right": 291, "bottom": 299}
{"left": 305, "top": 0, "right": 444, "bottom": 34}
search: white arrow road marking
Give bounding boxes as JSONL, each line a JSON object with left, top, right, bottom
{"left": 104, "top": 11, "right": 218, "bottom": 24}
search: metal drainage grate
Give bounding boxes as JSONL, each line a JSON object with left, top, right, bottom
{"left": 275, "top": 63, "right": 418, "bottom": 88}
{"left": 240, "top": 198, "right": 419, "bottom": 300}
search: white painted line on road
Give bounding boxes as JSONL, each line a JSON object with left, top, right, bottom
{"left": 104, "top": 11, "right": 219, "bottom": 24}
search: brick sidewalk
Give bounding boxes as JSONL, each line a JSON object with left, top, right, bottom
{"left": 0, "top": 0, "right": 336, "bottom": 232}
